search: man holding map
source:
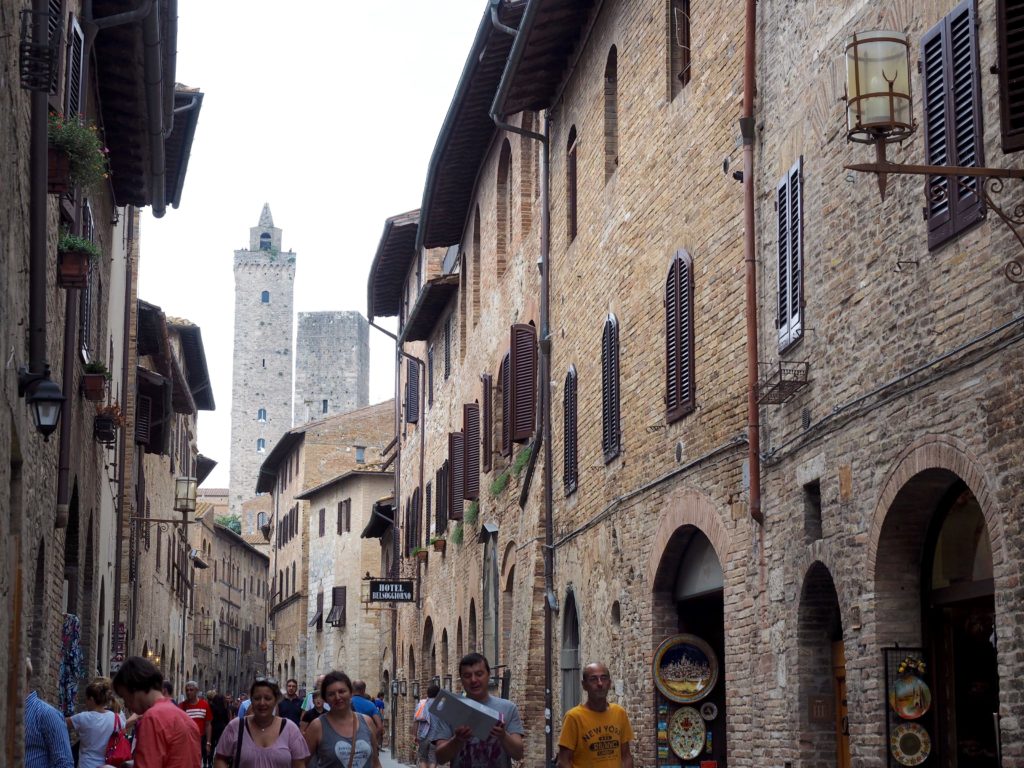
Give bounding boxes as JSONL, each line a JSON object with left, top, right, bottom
{"left": 430, "top": 653, "right": 524, "bottom": 767}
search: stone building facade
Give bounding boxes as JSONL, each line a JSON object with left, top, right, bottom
{"left": 294, "top": 311, "right": 370, "bottom": 426}
{"left": 298, "top": 470, "right": 393, "bottom": 684}
{"left": 256, "top": 401, "right": 394, "bottom": 688}
{"left": 368, "top": 1, "right": 1024, "bottom": 767}
{"left": 1, "top": 1, "right": 202, "bottom": 761}
{"left": 229, "top": 204, "right": 296, "bottom": 518}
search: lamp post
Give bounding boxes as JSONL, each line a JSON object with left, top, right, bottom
{"left": 18, "top": 366, "right": 64, "bottom": 440}
{"left": 174, "top": 477, "right": 198, "bottom": 513}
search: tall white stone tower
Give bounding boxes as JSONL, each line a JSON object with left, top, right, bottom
{"left": 293, "top": 311, "right": 370, "bottom": 425}
{"left": 229, "top": 204, "right": 295, "bottom": 518}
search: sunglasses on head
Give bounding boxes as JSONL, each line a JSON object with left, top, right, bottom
{"left": 254, "top": 676, "right": 278, "bottom": 685}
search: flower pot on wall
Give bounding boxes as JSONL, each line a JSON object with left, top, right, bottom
{"left": 415, "top": 549, "right": 429, "bottom": 563}
{"left": 58, "top": 248, "right": 90, "bottom": 289}
{"left": 48, "top": 146, "right": 71, "bottom": 194}
{"left": 81, "top": 373, "right": 106, "bottom": 402}
{"left": 431, "top": 538, "right": 446, "bottom": 554}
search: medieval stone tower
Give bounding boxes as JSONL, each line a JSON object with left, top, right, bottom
{"left": 293, "top": 312, "right": 369, "bottom": 425}
{"left": 228, "top": 204, "right": 295, "bottom": 518}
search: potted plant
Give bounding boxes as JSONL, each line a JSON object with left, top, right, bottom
{"left": 412, "top": 546, "right": 429, "bottom": 563}
{"left": 57, "top": 232, "right": 100, "bottom": 289}
{"left": 81, "top": 360, "right": 110, "bottom": 401}
{"left": 430, "top": 536, "right": 447, "bottom": 554}
{"left": 47, "top": 112, "right": 109, "bottom": 193}
{"left": 93, "top": 402, "right": 123, "bottom": 445}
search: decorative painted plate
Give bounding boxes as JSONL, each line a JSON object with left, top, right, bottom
{"left": 700, "top": 702, "right": 718, "bottom": 721}
{"left": 669, "top": 706, "right": 706, "bottom": 760}
{"left": 654, "top": 633, "right": 719, "bottom": 704}
{"left": 889, "top": 675, "right": 931, "bottom": 720}
{"left": 890, "top": 723, "right": 931, "bottom": 766}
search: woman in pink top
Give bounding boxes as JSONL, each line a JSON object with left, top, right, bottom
{"left": 214, "top": 678, "right": 309, "bottom": 768}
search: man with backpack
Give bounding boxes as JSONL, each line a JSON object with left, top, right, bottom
{"left": 413, "top": 682, "right": 440, "bottom": 768}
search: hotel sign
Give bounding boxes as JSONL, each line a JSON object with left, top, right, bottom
{"left": 369, "top": 579, "right": 415, "bottom": 602}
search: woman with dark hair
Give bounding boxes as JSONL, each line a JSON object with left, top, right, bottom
{"left": 209, "top": 693, "right": 231, "bottom": 761}
{"left": 65, "top": 677, "right": 126, "bottom": 768}
{"left": 213, "top": 678, "right": 309, "bottom": 768}
{"left": 304, "top": 671, "right": 381, "bottom": 768}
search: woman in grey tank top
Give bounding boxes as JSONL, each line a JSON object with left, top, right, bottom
{"left": 304, "top": 671, "right": 381, "bottom": 768}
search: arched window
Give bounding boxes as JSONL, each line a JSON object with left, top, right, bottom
{"left": 496, "top": 141, "right": 511, "bottom": 278}
{"left": 666, "top": 250, "right": 695, "bottom": 421}
{"left": 561, "top": 591, "right": 581, "bottom": 714}
{"left": 257, "top": 408, "right": 267, "bottom": 422}
{"left": 601, "top": 315, "right": 621, "bottom": 462}
{"left": 669, "top": 0, "right": 692, "bottom": 97}
{"left": 521, "top": 113, "right": 536, "bottom": 233}
{"left": 259, "top": 232, "right": 272, "bottom": 251}
{"left": 256, "top": 438, "right": 266, "bottom": 453}
{"left": 566, "top": 126, "right": 578, "bottom": 242}
{"left": 563, "top": 366, "right": 578, "bottom": 494}
{"left": 605, "top": 48, "right": 619, "bottom": 182}
{"left": 261, "top": 290, "right": 270, "bottom": 303}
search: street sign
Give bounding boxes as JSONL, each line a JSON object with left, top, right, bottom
{"left": 368, "top": 579, "right": 415, "bottom": 602}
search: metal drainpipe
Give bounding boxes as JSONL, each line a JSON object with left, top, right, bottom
{"left": 28, "top": 0, "right": 49, "bottom": 382}
{"left": 742, "top": 0, "right": 763, "bottom": 527}
{"left": 54, "top": 288, "right": 78, "bottom": 525}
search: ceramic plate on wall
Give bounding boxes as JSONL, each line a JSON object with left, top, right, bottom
{"left": 669, "top": 706, "right": 705, "bottom": 760}
{"left": 889, "top": 675, "right": 931, "bottom": 720}
{"left": 654, "top": 634, "right": 719, "bottom": 704}
{"left": 890, "top": 723, "right": 931, "bottom": 766}
{"left": 700, "top": 702, "right": 718, "bottom": 721}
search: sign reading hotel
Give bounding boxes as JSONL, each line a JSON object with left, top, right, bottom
{"left": 369, "top": 579, "right": 415, "bottom": 602}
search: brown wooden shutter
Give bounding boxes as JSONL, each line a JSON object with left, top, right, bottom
{"left": 601, "top": 315, "right": 621, "bottom": 462}
{"left": 448, "top": 433, "right": 464, "bottom": 520}
{"left": 316, "top": 591, "right": 324, "bottom": 632}
{"left": 510, "top": 324, "right": 537, "bottom": 442}
{"left": 65, "top": 14, "right": 84, "bottom": 117}
{"left": 997, "top": 0, "right": 1024, "bottom": 151}
{"left": 567, "top": 127, "right": 578, "bottom": 241}
{"left": 406, "top": 359, "right": 420, "bottom": 423}
{"left": 332, "top": 586, "right": 347, "bottom": 627}
{"left": 344, "top": 499, "right": 351, "bottom": 533}
{"left": 605, "top": 47, "right": 618, "bottom": 181}
{"left": 437, "top": 463, "right": 448, "bottom": 532}
{"left": 563, "top": 367, "right": 578, "bottom": 494}
{"left": 922, "top": 0, "right": 984, "bottom": 249}
{"left": 425, "top": 482, "right": 432, "bottom": 541}
{"left": 135, "top": 394, "right": 152, "bottom": 445}
{"left": 500, "top": 352, "right": 511, "bottom": 456}
{"left": 481, "top": 374, "right": 493, "bottom": 472}
{"left": 666, "top": 252, "right": 696, "bottom": 421}
{"left": 412, "top": 488, "right": 421, "bottom": 551}
{"left": 427, "top": 346, "right": 435, "bottom": 407}
{"left": 776, "top": 161, "right": 803, "bottom": 351}
{"left": 337, "top": 501, "right": 343, "bottom": 535}
{"left": 319, "top": 508, "right": 325, "bottom": 537}
{"left": 463, "top": 404, "right": 480, "bottom": 500}
{"left": 47, "top": 0, "right": 66, "bottom": 95}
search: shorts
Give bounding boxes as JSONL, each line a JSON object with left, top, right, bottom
{"left": 417, "top": 737, "right": 437, "bottom": 762}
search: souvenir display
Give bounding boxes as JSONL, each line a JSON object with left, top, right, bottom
{"left": 654, "top": 634, "right": 719, "bottom": 703}
{"left": 890, "top": 723, "right": 931, "bottom": 766}
{"left": 669, "top": 706, "right": 706, "bottom": 760}
{"left": 700, "top": 702, "right": 718, "bottom": 721}
{"left": 889, "top": 674, "right": 931, "bottom": 720}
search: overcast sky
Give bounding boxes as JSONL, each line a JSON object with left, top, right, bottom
{"left": 138, "top": 1, "right": 487, "bottom": 489}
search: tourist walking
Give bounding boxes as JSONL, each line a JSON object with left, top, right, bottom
{"left": 557, "top": 662, "right": 634, "bottom": 767}
{"left": 277, "top": 678, "right": 303, "bottom": 725}
{"left": 209, "top": 694, "right": 231, "bottom": 764}
{"left": 352, "top": 679, "right": 384, "bottom": 746}
{"left": 65, "top": 677, "right": 127, "bottom": 768}
{"left": 180, "top": 681, "right": 214, "bottom": 766}
{"left": 412, "top": 683, "right": 440, "bottom": 768}
{"left": 304, "top": 671, "right": 381, "bottom": 768}
{"left": 300, "top": 690, "right": 326, "bottom": 734}
{"left": 213, "top": 678, "right": 308, "bottom": 768}
{"left": 430, "top": 653, "right": 524, "bottom": 768}
{"left": 24, "top": 657, "right": 74, "bottom": 768}
{"left": 112, "top": 656, "right": 201, "bottom": 768}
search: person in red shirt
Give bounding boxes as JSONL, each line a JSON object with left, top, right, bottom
{"left": 180, "top": 681, "right": 213, "bottom": 767}
{"left": 113, "top": 657, "right": 201, "bottom": 768}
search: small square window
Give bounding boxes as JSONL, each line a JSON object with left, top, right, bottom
{"left": 355, "top": 446, "right": 365, "bottom": 464}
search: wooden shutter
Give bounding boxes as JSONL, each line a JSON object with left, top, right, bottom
{"left": 567, "top": 127, "right": 578, "bottom": 241}
{"left": 448, "top": 433, "right": 464, "bottom": 520}
{"left": 316, "top": 591, "right": 324, "bottom": 632}
{"left": 481, "top": 374, "right": 493, "bottom": 472}
{"left": 436, "top": 463, "right": 449, "bottom": 532}
{"left": 332, "top": 586, "right": 347, "bottom": 627}
{"left": 666, "top": 251, "right": 696, "bottom": 421}
{"left": 425, "top": 482, "right": 433, "bottom": 542}
{"left": 135, "top": 394, "right": 152, "bottom": 445}
{"left": 463, "top": 404, "right": 480, "bottom": 500}
{"left": 510, "top": 324, "right": 536, "bottom": 442}
{"left": 412, "top": 489, "right": 421, "bottom": 553}
{"left": 601, "top": 316, "right": 621, "bottom": 462}
{"left": 319, "top": 508, "right": 325, "bottom": 537}
{"left": 997, "top": 0, "right": 1024, "bottom": 151}
{"left": 922, "top": 0, "right": 984, "bottom": 249}
{"left": 427, "top": 346, "right": 435, "bottom": 407}
{"left": 344, "top": 499, "right": 351, "bottom": 533}
{"left": 500, "top": 352, "right": 511, "bottom": 456}
{"left": 444, "top": 318, "right": 452, "bottom": 379}
{"left": 563, "top": 367, "right": 578, "bottom": 494}
{"left": 406, "top": 359, "right": 420, "bottom": 423}
{"left": 776, "top": 159, "right": 803, "bottom": 350}
{"left": 47, "top": 0, "right": 66, "bottom": 95}
{"left": 337, "top": 501, "right": 343, "bottom": 535}
{"left": 65, "top": 14, "right": 84, "bottom": 117}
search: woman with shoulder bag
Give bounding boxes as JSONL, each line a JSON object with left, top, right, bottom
{"left": 65, "top": 678, "right": 127, "bottom": 768}
{"left": 213, "top": 677, "right": 309, "bottom": 768}
{"left": 303, "top": 671, "right": 381, "bottom": 768}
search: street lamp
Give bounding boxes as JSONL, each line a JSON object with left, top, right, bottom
{"left": 442, "top": 674, "right": 452, "bottom": 691}
{"left": 411, "top": 680, "right": 419, "bottom": 699}
{"left": 18, "top": 366, "right": 64, "bottom": 440}
{"left": 174, "top": 476, "right": 198, "bottom": 513}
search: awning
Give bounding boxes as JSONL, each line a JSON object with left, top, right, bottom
{"left": 308, "top": 608, "right": 323, "bottom": 627}
{"left": 360, "top": 502, "right": 394, "bottom": 539}
{"left": 326, "top": 605, "right": 344, "bottom": 625}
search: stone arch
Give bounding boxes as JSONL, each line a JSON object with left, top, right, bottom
{"left": 867, "top": 434, "right": 1004, "bottom": 583}
{"left": 496, "top": 141, "right": 512, "bottom": 277}
{"left": 468, "top": 599, "right": 477, "bottom": 652}
{"left": 646, "top": 487, "right": 733, "bottom": 588}
{"left": 421, "top": 616, "right": 435, "bottom": 681}
{"left": 30, "top": 538, "right": 46, "bottom": 668}
{"left": 440, "top": 628, "right": 449, "bottom": 680}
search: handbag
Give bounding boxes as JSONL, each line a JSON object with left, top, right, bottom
{"left": 104, "top": 716, "right": 133, "bottom": 768}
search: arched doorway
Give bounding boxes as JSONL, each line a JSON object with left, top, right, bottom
{"left": 468, "top": 600, "right": 477, "bottom": 653}
{"left": 560, "top": 590, "right": 581, "bottom": 715}
{"left": 651, "top": 527, "right": 726, "bottom": 764}
{"left": 798, "top": 562, "right": 849, "bottom": 768}
{"left": 874, "top": 468, "right": 999, "bottom": 768}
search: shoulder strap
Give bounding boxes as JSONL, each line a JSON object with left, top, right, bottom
{"left": 235, "top": 717, "right": 247, "bottom": 766}
{"left": 279, "top": 717, "right": 286, "bottom": 735}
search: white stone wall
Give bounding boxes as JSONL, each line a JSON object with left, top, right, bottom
{"left": 293, "top": 311, "right": 370, "bottom": 425}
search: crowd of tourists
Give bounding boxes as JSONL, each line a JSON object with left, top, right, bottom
{"left": 24, "top": 650, "right": 635, "bottom": 767}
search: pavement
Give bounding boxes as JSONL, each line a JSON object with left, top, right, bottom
{"left": 378, "top": 746, "right": 415, "bottom": 768}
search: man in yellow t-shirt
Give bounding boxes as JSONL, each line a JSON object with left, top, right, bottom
{"left": 557, "top": 662, "right": 634, "bottom": 768}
